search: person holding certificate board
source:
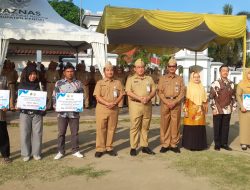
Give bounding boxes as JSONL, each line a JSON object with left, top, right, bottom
{"left": 236, "top": 68, "right": 250, "bottom": 150}
{"left": 17, "top": 66, "right": 46, "bottom": 162}
{"left": 53, "top": 63, "right": 84, "bottom": 160}
{"left": 93, "top": 62, "right": 124, "bottom": 158}
{"left": 0, "top": 75, "right": 11, "bottom": 163}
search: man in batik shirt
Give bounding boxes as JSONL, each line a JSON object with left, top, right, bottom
{"left": 53, "top": 63, "right": 84, "bottom": 160}
{"left": 209, "top": 64, "right": 237, "bottom": 151}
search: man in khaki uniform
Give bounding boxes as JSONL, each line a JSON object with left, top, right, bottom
{"left": 89, "top": 66, "right": 96, "bottom": 107}
{"left": 158, "top": 58, "right": 185, "bottom": 153}
{"left": 94, "top": 68, "right": 102, "bottom": 83}
{"left": 115, "top": 66, "right": 126, "bottom": 108}
{"left": 1, "top": 61, "right": 18, "bottom": 110}
{"left": 151, "top": 67, "right": 160, "bottom": 106}
{"left": 45, "top": 61, "right": 60, "bottom": 110}
{"left": 126, "top": 59, "right": 156, "bottom": 156}
{"left": 75, "top": 62, "right": 90, "bottom": 108}
{"left": 93, "top": 62, "right": 124, "bottom": 158}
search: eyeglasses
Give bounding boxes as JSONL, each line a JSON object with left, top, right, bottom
{"left": 168, "top": 65, "right": 177, "bottom": 68}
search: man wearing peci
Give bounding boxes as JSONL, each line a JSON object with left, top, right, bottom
{"left": 158, "top": 58, "right": 185, "bottom": 153}
{"left": 126, "top": 58, "right": 156, "bottom": 156}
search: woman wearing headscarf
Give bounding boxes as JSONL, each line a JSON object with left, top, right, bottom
{"left": 236, "top": 68, "right": 250, "bottom": 150}
{"left": 182, "top": 72, "right": 208, "bottom": 151}
{"left": 18, "top": 66, "right": 44, "bottom": 161}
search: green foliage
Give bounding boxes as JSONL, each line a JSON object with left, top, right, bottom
{"left": 159, "top": 55, "right": 170, "bottom": 69}
{"left": 208, "top": 39, "right": 241, "bottom": 66}
{"left": 246, "top": 54, "right": 250, "bottom": 68}
{"left": 117, "top": 54, "right": 128, "bottom": 67}
{"left": 223, "top": 4, "right": 233, "bottom": 15}
{"left": 48, "top": 0, "right": 82, "bottom": 26}
{"left": 132, "top": 49, "right": 152, "bottom": 66}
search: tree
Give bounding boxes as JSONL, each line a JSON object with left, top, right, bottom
{"left": 48, "top": 0, "right": 82, "bottom": 26}
{"left": 223, "top": 4, "right": 233, "bottom": 15}
{"left": 208, "top": 4, "right": 250, "bottom": 66}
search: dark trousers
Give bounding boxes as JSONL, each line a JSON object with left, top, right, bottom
{"left": 0, "top": 121, "right": 10, "bottom": 158}
{"left": 213, "top": 114, "right": 231, "bottom": 147}
{"left": 57, "top": 117, "right": 79, "bottom": 154}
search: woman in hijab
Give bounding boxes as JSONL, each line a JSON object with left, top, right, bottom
{"left": 18, "top": 66, "right": 44, "bottom": 161}
{"left": 182, "top": 72, "right": 208, "bottom": 151}
{"left": 236, "top": 68, "right": 250, "bottom": 150}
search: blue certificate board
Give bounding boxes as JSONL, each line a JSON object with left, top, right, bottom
{"left": 56, "top": 93, "right": 83, "bottom": 112}
{"left": 0, "top": 90, "right": 10, "bottom": 109}
{"left": 17, "top": 89, "right": 47, "bottom": 111}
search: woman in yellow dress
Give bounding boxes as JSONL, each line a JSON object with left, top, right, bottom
{"left": 182, "top": 72, "right": 208, "bottom": 150}
{"left": 236, "top": 68, "right": 250, "bottom": 150}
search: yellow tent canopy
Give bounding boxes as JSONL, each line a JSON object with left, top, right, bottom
{"left": 97, "top": 6, "right": 247, "bottom": 66}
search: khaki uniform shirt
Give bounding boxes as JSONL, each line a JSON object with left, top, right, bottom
{"left": 125, "top": 74, "right": 156, "bottom": 98}
{"left": 94, "top": 78, "right": 124, "bottom": 109}
{"left": 115, "top": 74, "right": 126, "bottom": 86}
{"left": 5, "top": 70, "right": 18, "bottom": 84}
{"left": 75, "top": 71, "right": 90, "bottom": 86}
{"left": 45, "top": 70, "right": 60, "bottom": 83}
{"left": 158, "top": 74, "right": 185, "bottom": 105}
{"left": 94, "top": 72, "right": 103, "bottom": 83}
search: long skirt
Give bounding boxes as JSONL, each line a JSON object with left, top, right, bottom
{"left": 182, "top": 125, "right": 207, "bottom": 151}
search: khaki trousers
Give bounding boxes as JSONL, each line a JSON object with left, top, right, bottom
{"left": 95, "top": 104, "right": 119, "bottom": 152}
{"left": 83, "top": 85, "right": 89, "bottom": 108}
{"left": 9, "top": 84, "right": 16, "bottom": 109}
{"left": 160, "top": 103, "right": 181, "bottom": 148}
{"left": 46, "top": 83, "right": 55, "bottom": 109}
{"left": 151, "top": 93, "right": 160, "bottom": 105}
{"left": 129, "top": 102, "right": 152, "bottom": 149}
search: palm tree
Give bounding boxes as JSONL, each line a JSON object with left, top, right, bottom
{"left": 223, "top": 4, "right": 233, "bottom": 15}
{"left": 208, "top": 4, "right": 250, "bottom": 67}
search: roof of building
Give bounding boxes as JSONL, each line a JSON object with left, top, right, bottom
{"left": 7, "top": 49, "right": 75, "bottom": 56}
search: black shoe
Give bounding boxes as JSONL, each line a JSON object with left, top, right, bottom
{"left": 214, "top": 145, "right": 220, "bottom": 151}
{"left": 160, "top": 147, "right": 169, "bottom": 153}
{"left": 170, "top": 147, "right": 181, "bottom": 153}
{"left": 142, "top": 147, "right": 155, "bottom": 155}
{"left": 106, "top": 150, "right": 117, "bottom": 156}
{"left": 130, "top": 149, "right": 137, "bottom": 156}
{"left": 95, "top": 152, "right": 103, "bottom": 158}
{"left": 3, "top": 157, "right": 12, "bottom": 164}
{"left": 221, "top": 145, "right": 232, "bottom": 151}
{"left": 241, "top": 145, "right": 247, "bottom": 151}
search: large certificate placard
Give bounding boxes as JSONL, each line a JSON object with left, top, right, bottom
{"left": 243, "top": 94, "right": 250, "bottom": 110}
{"left": 56, "top": 93, "right": 83, "bottom": 112}
{"left": 17, "top": 90, "right": 47, "bottom": 111}
{"left": 0, "top": 90, "right": 10, "bottom": 109}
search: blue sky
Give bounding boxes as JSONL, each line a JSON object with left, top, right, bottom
{"left": 73, "top": 0, "right": 250, "bottom": 15}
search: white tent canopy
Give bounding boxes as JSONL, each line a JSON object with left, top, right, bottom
{"left": 0, "top": 0, "right": 106, "bottom": 75}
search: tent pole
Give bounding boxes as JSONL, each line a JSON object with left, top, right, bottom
{"left": 104, "top": 28, "right": 108, "bottom": 63}
{"left": 243, "top": 33, "right": 247, "bottom": 68}
{"left": 195, "top": 51, "right": 197, "bottom": 66}
{"left": 80, "top": 0, "right": 83, "bottom": 27}
{"left": 91, "top": 48, "right": 94, "bottom": 66}
{"left": 76, "top": 48, "right": 79, "bottom": 65}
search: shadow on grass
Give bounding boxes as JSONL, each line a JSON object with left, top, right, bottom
{"left": 0, "top": 158, "right": 110, "bottom": 186}
{"left": 162, "top": 150, "right": 250, "bottom": 190}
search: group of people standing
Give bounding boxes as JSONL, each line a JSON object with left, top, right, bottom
{"left": 0, "top": 57, "right": 250, "bottom": 164}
